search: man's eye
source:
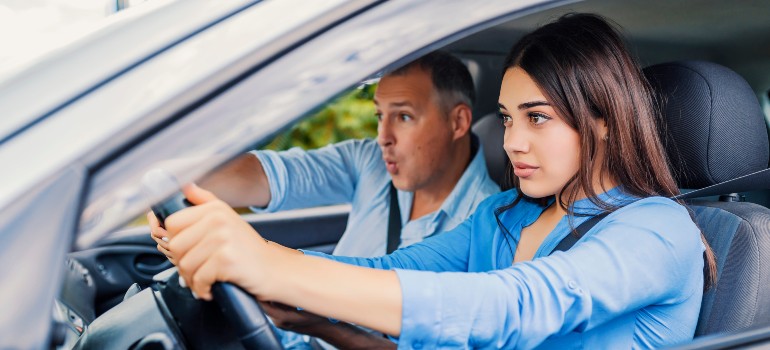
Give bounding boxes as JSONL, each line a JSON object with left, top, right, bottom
{"left": 528, "top": 112, "right": 551, "bottom": 125}
{"left": 375, "top": 113, "right": 383, "bottom": 121}
{"left": 399, "top": 114, "right": 413, "bottom": 121}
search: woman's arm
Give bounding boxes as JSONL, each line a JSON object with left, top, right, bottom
{"left": 302, "top": 218, "right": 473, "bottom": 272}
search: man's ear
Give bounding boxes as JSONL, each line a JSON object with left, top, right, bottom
{"left": 450, "top": 104, "right": 472, "bottom": 141}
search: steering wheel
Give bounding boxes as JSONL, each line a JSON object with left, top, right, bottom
{"left": 211, "top": 282, "right": 283, "bottom": 349}
{"left": 148, "top": 185, "right": 283, "bottom": 350}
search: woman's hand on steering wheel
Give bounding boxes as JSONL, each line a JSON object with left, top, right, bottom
{"left": 158, "top": 183, "right": 276, "bottom": 301}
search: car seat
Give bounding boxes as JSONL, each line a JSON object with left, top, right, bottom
{"left": 472, "top": 113, "right": 507, "bottom": 187}
{"left": 644, "top": 61, "right": 770, "bottom": 336}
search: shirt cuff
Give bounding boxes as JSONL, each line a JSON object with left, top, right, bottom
{"left": 394, "top": 269, "right": 442, "bottom": 349}
{"left": 249, "top": 150, "right": 287, "bottom": 213}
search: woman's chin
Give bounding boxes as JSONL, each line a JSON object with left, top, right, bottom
{"left": 518, "top": 185, "right": 555, "bottom": 200}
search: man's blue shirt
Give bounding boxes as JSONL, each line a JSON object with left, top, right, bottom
{"left": 252, "top": 137, "right": 499, "bottom": 257}
{"left": 305, "top": 188, "right": 706, "bottom": 349}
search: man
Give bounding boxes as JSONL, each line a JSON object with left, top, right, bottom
{"left": 152, "top": 51, "right": 499, "bottom": 348}
{"left": 181, "top": 51, "right": 498, "bottom": 257}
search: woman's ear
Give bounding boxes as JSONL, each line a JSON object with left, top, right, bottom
{"left": 451, "top": 104, "right": 472, "bottom": 141}
{"left": 596, "top": 117, "right": 609, "bottom": 141}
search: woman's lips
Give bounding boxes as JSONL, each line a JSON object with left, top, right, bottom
{"left": 513, "top": 162, "right": 539, "bottom": 179}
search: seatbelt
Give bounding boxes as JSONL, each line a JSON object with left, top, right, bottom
{"left": 548, "top": 212, "right": 611, "bottom": 255}
{"left": 675, "top": 168, "right": 770, "bottom": 200}
{"left": 386, "top": 182, "right": 401, "bottom": 254}
{"left": 548, "top": 167, "right": 770, "bottom": 254}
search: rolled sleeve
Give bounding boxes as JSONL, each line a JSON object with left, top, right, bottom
{"left": 395, "top": 270, "right": 442, "bottom": 349}
{"left": 395, "top": 269, "right": 536, "bottom": 349}
{"left": 250, "top": 140, "right": 373, "bottom": 212}
{"left": 250, "top": 150, "right": 290, "bottom": 212}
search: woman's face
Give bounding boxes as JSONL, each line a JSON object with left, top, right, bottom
{"left": 498, "top": 67, "right": 582, "bottom": 199}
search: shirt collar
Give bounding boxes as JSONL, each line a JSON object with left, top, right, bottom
{"left": 519, "top": 186, "right": 636, "bottom": 214}
{"left": 569, "top": 186, "right": 636, "bottom": 215}
{"left": 435, "top": 134, "right": 494, "bottom": 220}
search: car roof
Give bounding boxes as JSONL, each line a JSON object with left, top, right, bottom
{"left": 446, "top": 0, "right": 770, "bottom": 119}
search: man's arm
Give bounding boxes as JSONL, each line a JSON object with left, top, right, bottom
{"left": 198, "top": 153, "right": 271, "bottom": 208}
{"left": 261, "top": 302, "right": 396, "bottom": 350}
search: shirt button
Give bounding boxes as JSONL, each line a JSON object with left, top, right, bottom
{"left": 413, "top": 341, "right": 423, "bottom": 349}
{"left": 568, "top": 280, "right": 578, "bottom": 289}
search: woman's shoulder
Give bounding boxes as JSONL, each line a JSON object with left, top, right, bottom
{"left": 615, "top": 196, "right": 688, "bottom": 217}
{"left": 606, "top": 195, "right": 700, "bottom": 243}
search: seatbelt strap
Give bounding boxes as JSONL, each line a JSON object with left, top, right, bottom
{"left": 548, "top": 212, "right": 610, "bottom": 255}
{"left": 675, "top": 168, "right": 770, "bottom": 200}
{"left": 386, "top": 182, "right": 402, "bottom": 254}
{"left": 548, "top": 167, "right": 770, "bottom": 254}
{"left": 546, "top": 168, "right": 770, "bottom": 255}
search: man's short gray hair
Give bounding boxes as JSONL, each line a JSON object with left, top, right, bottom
{"left": 386, "top": 51, "right": 476, "bottom": 116}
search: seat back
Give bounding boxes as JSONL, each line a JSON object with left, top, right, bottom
{"left": 472, "top": 113, "right": 507, "bottom": 187}
{"left": 645, "top": 61, "right": 770, "bottom": 336}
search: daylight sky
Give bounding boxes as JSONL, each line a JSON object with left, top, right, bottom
{"left": 0, "top": 0, "right": 144, "bottom": 82}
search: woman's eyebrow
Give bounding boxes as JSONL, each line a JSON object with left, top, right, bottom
{"left": 497, "top": 102, "right": 508, "bottom": 111}
{"left": 518, "top": 101, "right": 550, "bottom": 110}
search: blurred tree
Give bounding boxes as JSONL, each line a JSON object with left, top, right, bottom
{"left": 262, "top": 83, "right": 378, "bottom": 151}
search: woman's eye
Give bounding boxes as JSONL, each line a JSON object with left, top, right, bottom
{"left": 528, "top": 112, "right": 551, "bottom": 125}
{"left": 498, "top": 113, "right": 513, "bottom": 127}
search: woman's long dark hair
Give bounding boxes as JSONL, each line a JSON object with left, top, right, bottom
{"left": 499, "top": 13, "right": 716, "bottom": 287}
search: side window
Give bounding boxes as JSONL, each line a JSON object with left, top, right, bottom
{"left": 123, "top": 84, "right": 378, "bottom": 227}
{"left": 262, "top": 84, "right": 378, "bottom": 151}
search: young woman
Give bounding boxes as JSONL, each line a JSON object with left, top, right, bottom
{"left": 152, "top": 14, "right": 716, "bottom": 349}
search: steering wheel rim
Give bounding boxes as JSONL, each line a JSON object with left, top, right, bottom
{"left": 147, "top": 186, "right": 283, "bottom": 349}
{"left": 211, "top": 282, "right": 284, "bottom": 350}
{"left": 155, "top": 270, "right": 284, "bottom": 349}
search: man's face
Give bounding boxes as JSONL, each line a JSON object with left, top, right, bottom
{"left": 375, "top": 67, "right": 456, "bottom": 192}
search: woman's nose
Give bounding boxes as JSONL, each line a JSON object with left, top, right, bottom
{"left": 503, "top": 124, "right": 529, "bottom": 154}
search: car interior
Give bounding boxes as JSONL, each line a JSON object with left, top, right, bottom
{"left": 59, "top": 0, "right": 770, "bottom": 348}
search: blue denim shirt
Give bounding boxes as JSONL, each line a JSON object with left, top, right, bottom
{"left": 253, "top": 137, "right": 500, "bottom": 257}
{"left": 305, "top": 188, "right": 706, "bottom": 349}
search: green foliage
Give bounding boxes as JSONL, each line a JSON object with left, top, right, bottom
{"left": 262, "top": 84, "right": 378, "bottom": 151}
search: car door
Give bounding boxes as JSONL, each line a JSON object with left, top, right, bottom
{"left": 1, "top": 1, "right": 561, "bottom": 346}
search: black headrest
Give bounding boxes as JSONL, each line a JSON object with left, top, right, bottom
{"left": 644, "top": 61, "right": 769, "bottom": 189}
